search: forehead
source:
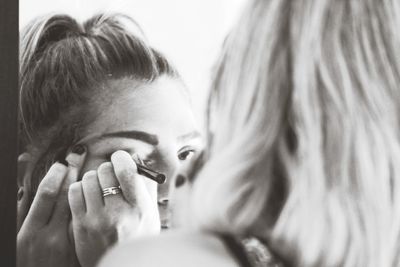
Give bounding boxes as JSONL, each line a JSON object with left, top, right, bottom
{"left": 83, "top": 76, "right": 197, "bottom": 140}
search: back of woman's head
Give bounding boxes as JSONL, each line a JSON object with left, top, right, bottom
{"left": 20, "top": 13, "right": 177, "bottom": 198}
{"left": 191, "top": 0, "right": 400, "bottom": 266}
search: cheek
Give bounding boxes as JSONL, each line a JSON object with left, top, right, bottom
{"left": 170, "top": 183, "right": 192, "bottom": 228}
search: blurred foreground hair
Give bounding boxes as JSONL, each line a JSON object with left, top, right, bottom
{"left": 192, "top": 0, "right": 400, "bottom": 266}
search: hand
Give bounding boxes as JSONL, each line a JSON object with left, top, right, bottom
{"left": 69, "top": 150, "right": 160, "bottom": 267}
{"left": 17, "top": 150, "right": 87, "bottom": 267}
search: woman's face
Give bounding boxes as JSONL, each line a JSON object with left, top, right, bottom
{"left": 79, "top": 76, "right": 202, "bottom": 229}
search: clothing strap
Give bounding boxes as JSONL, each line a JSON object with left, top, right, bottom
{"left": 218, "top": 233, "right": 286, "bottom": 267}
{"left": 219, "top": 233, "right": 254, "bottom": 267}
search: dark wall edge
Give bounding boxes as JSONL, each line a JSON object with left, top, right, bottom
{"left": 0, "top": 0, "right": 19, "bottom": 265}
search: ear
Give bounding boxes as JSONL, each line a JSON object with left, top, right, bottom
{"left": 17, "top": 153, "right": 33, "bottom": 232}
{"left": 17, "top": 152, "right": 32, "bottom": 188}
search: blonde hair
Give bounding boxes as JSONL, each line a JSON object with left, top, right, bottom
{"left": 191, "top": 0, "right": 400, "bottom": 266}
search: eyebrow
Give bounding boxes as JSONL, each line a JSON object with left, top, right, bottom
{"left": 79, "top": 130, "right": 201, "bottom": 147}
{"left": 178, "top": 131, "right": 202, "bottom": 142}
{"left": 99, "top": 131, "right": 159, "bottom": 146}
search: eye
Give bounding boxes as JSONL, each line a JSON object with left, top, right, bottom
{"left": 177, "top": 147, "right": 196, "bottom": 161}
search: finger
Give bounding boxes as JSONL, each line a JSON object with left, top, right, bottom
{"left": 97, "top": 162, "right": 122, "bottom": 206}
{"left": 24, "top": 162, "right": 68, "bottom": 228}
{"left": 111, "top": 151, "right": 155, "bottom": 209}
{"left": 68, "top": 181, "right": 86, "bottom": 219}
{"left": 51, "top": 146, "right": 87, "bottom": 224}
{"left": 66, "top": 144, "right": 87, "bottom": 183}
{"left": 81, "top": 170, "right": 104, "bottom": 212}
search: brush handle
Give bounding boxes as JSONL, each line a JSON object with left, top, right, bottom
{"left": 136, "top": 163, "right": 166, "bottom": 184}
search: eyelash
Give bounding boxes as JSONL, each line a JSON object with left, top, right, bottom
{"left": 178, "top": 147, "right": 196, "bottom": 161}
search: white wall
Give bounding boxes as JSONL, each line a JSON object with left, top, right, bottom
{"left": 20, "top": 0, "right": 246, "bottom": 125}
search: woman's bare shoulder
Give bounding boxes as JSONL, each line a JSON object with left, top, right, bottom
{"left": 98, "top": 230, "right": 238, "bottom": 267}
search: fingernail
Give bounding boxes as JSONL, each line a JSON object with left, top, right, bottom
{"left": 71, "top": 144, "right": 86, "bottom": 155}
{"left": 175, "top": 174, "right": 187, "bottom": 188}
